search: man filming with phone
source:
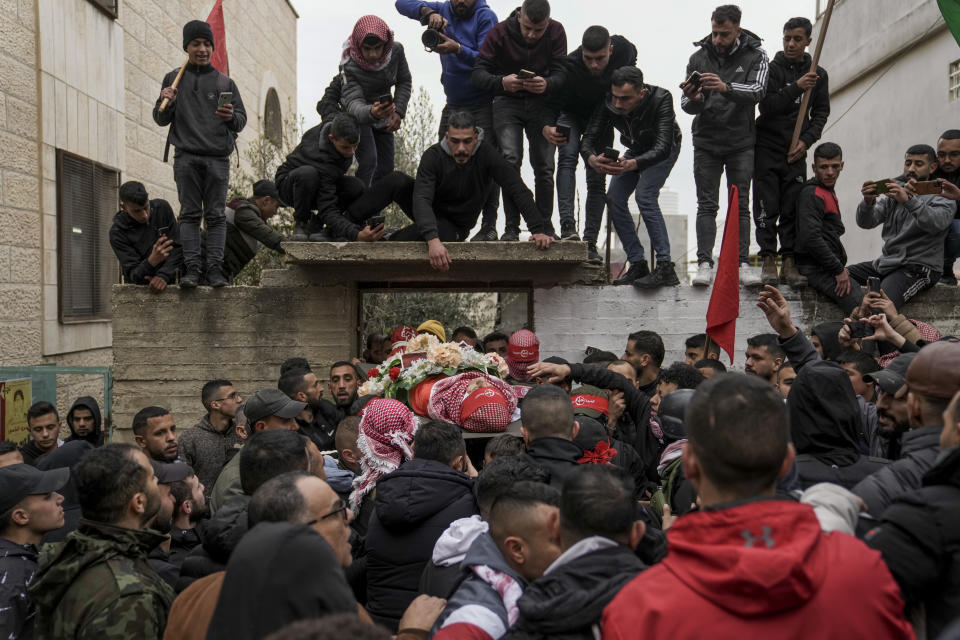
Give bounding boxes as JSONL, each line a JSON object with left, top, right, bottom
{"left": 153, "top": 20, "right": 246, "bottom": 289}
{"left": 109, "top": 181, "right": 182, "bottom": 295}
{"left": 849, "top": 144, "right": 954, "bottom": 310}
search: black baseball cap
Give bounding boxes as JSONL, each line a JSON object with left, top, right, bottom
{"left": 252, "top": 180, "right": 288, "bottom": 207}
{"left": 244, "top": 388, "right": 306, "bottom": 425}
{"left": 0, "top": 463, "right": 69, "bottom": 514}
{"left": 150, "top": 460, "right": 192, "bottom": 485}
{"left": 863, "top": 352, "right": 917, "bottom": 398}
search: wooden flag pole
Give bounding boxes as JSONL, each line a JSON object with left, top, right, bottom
{"left": 703, "top": 333, "right": 714, "bottom": 362}
{"left": 789, "top": 0, "right": 835, "bottom": 153}
{"left": 158, "top": 59, "right": 189, "bottom": 112}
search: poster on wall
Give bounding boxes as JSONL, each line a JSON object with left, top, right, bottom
{"left": 1, "top": 378, "right": 32, "bottom": 444}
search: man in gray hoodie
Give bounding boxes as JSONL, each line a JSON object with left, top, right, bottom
{"left": 849, "top": 144, "right": 955, "bottom": 309}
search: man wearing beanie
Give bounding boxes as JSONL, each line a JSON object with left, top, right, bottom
{"left": 153, "top": 20, "right": 247, "bottom": 288}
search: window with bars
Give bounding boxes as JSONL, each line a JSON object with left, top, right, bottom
{"left": 87, "top": 0, "right": 118, "bottom": 19}
{"left": 56, "top": 150, "right": 119, "bottom": 323}
{"left": 951, "top": 60, "right": 960, "bottom": 103}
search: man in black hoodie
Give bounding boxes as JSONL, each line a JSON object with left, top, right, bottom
{"left": 109, "top": 181, "right": 182, "bottom": 293}
{"left": 543, "top": 26, "right": 636, "bottom": 254}
{"left": 519, "top": 384, "right": 584, "bottom": 488}
{"left": 753, "top": 17, "right": 829, "bottom": 287}
{"left": 502, "top": 465, "right": 646, "bottom": 640}
{"left": 153, "top": 20, "right": 246, "bottom": 288}
{"left": 390, "top": 110, "right": 554, "bottom": 270}
{"left": 64, "top": 396, "right": 104, "bottom": 447}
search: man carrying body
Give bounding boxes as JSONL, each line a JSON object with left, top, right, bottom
{"left": 851, "top": 144, "right": 955, "bottom": 309}
{"left": 153, "top": 20, "right": 246, "bottom": 288}
{"left": 472, "top": 0, "right": 566, "bottom": 240}
{"left": 753, "top": 17, "right": 829, "bottom": 286}
{"left": 109, "top": 181, "right": 182, "bottom": 294}
{"left": 395, "top": 0, "right": 502, "bottom": 241}
{"left": 390, "top": 110, "right": 554, "bottom": 270}
{"left": 543, "top": 25, "right": 637, "bottom": 255}
{"left": 794, "top": 142, "right": 864, "bottom": 313}
{"left": 582, "top": 66, "right": 682, "bottom": 287}
{"left": 682, "top": 4, "right": 769, "bottom": 287}
{"left": 223, "top": 180, "right": 287, "bottom": 281}
{"left": 519, "top": 385, "right": 583, "bottom": 488}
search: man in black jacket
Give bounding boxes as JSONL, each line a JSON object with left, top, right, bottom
{"left": 153, "top": 20, "right": 246, "bottom": 288}
{"left": 390, "top": 110, "right": 554, "bottom": 270}
{"left": 582, "top": 66, "right": 683, "bottom": 287}
{"left": 794, "top": 142, "right": 863, "bottom": 313}
{"left": 222, "top": 180, "right": 287, "bottom": 281}
{"left": 518, "top": 384, "right": 584, "bottom": 488}
{"left": 278, "top": 368, "right": 340, "bottom": 452}
{"left": 754, "top": 17, "right": 829, "bottom": 287}
{"left": 64, "top": 396, "right": 104, "bottom": 447}
{"left": 109, "top": 181, "right": 182, "bottom": 294}
{"left": 502, "top": 465, "right": 646, "bottom": 640}
{"left": 934, "top": 129, "right": 960, "bottom": 284}
{"left": 682, "top": 5, "right": 769, "bottom": 288}
{"left": 542, "top": 26, "right": 636, "bottom": 254}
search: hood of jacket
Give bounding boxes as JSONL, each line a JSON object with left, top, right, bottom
{"left": 439, "top": 126, "right": 487, "bottom": 159}
{"left": 433, "top": 515, "right": 489, "bottom": 567}
{"left": 515, "top": 544, "right": 645, "bottom": 632}
{"left": 374, "top": 458, "right": 476, "bottom": 533}
{"left": 201, "top": 494, "right": 250, "bottom": 563}
{"left": 923, "top": 444, "right": 960, "bottom": 490}
{"left": 29, "top": 519, "right": 167, "bottom": 610}
{"left": 789, "top": 360, "right": 863, "bottom": 466}
{"left": 810, "top": 321, "right": 845, "bottom": 361}
{"left": 663, "top": 500, "right": 827, "bottom": 617}
{"left": 771, "top": 50, "right": 812, "bottom": 72}
{"left": 693, "top": 28, "right": 763, "bottom": 57}
{"left": 65, "top": 396, "right": 103, "bottom": 445}
{"left": 324, "top": 456, "right": 356, "bottom": 497}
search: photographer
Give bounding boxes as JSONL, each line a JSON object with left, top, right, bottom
{"left": 395, "top": 0, "right": 502, "bottom": 241}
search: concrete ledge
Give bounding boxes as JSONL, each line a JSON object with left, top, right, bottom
{"left": 283, "top": 240, "right": 588, "bottom": 264}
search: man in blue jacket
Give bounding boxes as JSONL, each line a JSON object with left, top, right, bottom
{"left": 395, "top": 0, "right": 502, "bottom": 241}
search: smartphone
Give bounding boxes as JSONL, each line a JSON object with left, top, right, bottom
{"left": 584, "top": 345, "right": 601, "bottom": 357}
{"left": 518, "top": 69, "right": 536, "bottom": 79}
{"left": 873, "top": 179, "right": 893, "bottom": 196}
{"left": 217, "top": 92, "right": 233, "bottom": 107}
{"left": 603, "top": 147, "right": 620, "bottom": 161}
{"left": 157, "top": 225, "right": 171, "bottom": 237}
{"left": 367, "top": 215, "right": 386, "bottom": 228}
{"left": 684, "top": 71, "right": 702, "bottom": 88}
{"left": 555, "top": 125, "right": 571, "bottom": 138}
{"left": 846, "top": 320, "right": 875, "bottom": 339}
{"left": 912, "top": 180, "right": 943, "bottom": 195}
{"left": 378, "top": 94, "right": 393, "bottom": 104}
{"left": 867, "top": 276, "right": 881, "bottom": 293}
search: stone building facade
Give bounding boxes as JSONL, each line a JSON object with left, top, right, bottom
{"left": 0, "top": 0, "right": 297, "bottom": 419}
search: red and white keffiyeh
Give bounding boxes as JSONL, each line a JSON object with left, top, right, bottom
{"left": 506, "top": 330, "right": 540, "bottom": 382}
{"left": 877, "top": 319, "right": 942, "bottom": 368}
{"left": 350, "top": 398, "right": 417, "bottom": 511}
{"left": 343, "top": 15, "right": 395, "bottom": 72}
{"left": 428, "top": 372, "right": 517, "bottom": 433}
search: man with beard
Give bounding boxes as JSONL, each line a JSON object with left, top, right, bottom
{"left": 29, "top": 444, "right": 174, "bottom": 638}
{"left": 933, "top": 129, "right": 960, "bottom": 284}
{"left": 850, "top": 144, "right": 954, "bottom": 309}
{"left": 860, "top": 354, "right": 915, "bottom": 460}
{"left": 133, "top": 406, "right": 180, "bottom": 463}
{"left": 168, "top": 467, "right": 208, "bottom": 561}
{"left": 329, "top": 362, "right": 365, "bottom": 415}
{"left": 744, "top": 333, "right": 785, "bottom": 387}
{"left": 279, "top": 368, "right": 339, "bottom": 451}
{"left": 64, "top": 396, "right": 105, "bottom": 447}
{"left": 147, "top": 461, "right": 191, "bottom": 588}
{"left": 622, "top": 330, "right": 664, "bottom": 397}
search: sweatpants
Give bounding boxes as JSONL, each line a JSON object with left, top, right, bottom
{"left": 753, "top": 145, "right": 806, "bottom": 257}
{"left": 846, "top": 262, "right": 937, "bottom": 310}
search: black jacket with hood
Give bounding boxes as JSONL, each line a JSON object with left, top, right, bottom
{"left": 65, "top": 396, "right": 104, "bottom": 447}
{"left": 795, "top": 177, "right": 847, "bottom": 275}
{"left": 520, "top": 437, "right": 584, "bottom": 490}
{"left": 681, "top": 30, "right": 769, "bottom": 153}
{"left": 175, "top": 493, "right": 249, "bottom": 593}
{"left": 364, "top": 458, "right": 478, "bottom": 631}
{"left": 413, "top": 132, "right": 546, "bottom": 241}
{"left": 756, "top": 51, "right": 829, "bottom": 152}
{"left": 854, "top": 425, "right": 945, "bottom": 516}
{"left": 548, "top": 35, "right": 637, "bottom": 126}
{"left": 109, "top": 200, "right": 182, "bottom": 285}
{"left": 38, "top": 441, "right": 94, "bottom": 544}
{"left": 789, "top": 360, "right": 888, "bottom": 490}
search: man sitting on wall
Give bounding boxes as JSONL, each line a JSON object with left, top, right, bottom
{"left": 222, "top": 180, "right": 288, "bottom": 281}
{"left": 109, "top": 181, "right": 182, "bottom": 294}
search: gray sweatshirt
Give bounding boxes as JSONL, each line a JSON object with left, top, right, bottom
{"left": 855, "top": 189, "right": 954, "bottom": 273}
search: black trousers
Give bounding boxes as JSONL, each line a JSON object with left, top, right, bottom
{"left": 796, "top": 264, "right": 865, "bottom": 315}
{"left": 326, "top": 171, "right": 415, "bottom": 239}
{"left": 389, "top": 215, "right": 472, "bottom": 242}
{"left": 847, "top": 262, "right": 937, "bottom": 310}
{"left": 753, "top": 145, "right": 806, "bottom": 257}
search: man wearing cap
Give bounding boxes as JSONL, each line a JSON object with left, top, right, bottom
{"left": 854, "top": 341, "right": 960, "bottom": 515}
{"left": 153, "top": 19, "right": 247, "bottom": 288}
{"left": 506, "top": 329, "right": 541, "bottom": 385}
{"left": 862, "top": 353, "right": 916, "bottom": 460}
{"left": 0, "top": 464, "right": 68, "bottom": 639}
{"left": 222, "top": 180, "right": 288, "bottom": 282}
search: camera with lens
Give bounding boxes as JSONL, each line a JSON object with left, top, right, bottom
{"left": 422, "top": 27, "right": 442, "bottom": 51}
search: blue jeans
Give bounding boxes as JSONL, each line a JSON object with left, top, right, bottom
{"left": 555, "top": 113, "right": 607, "bottom": 239}
{"left": 606, "top": 144, "right": 680, "bottom": 265}
{"left": 693, "top": 146, "right": 754, "bottom": 265}
{"left": 944, "top": 218, "right": 960, "bottom": 276}
{"left": 356, "top": 126, "right": 395, "bottom": 187}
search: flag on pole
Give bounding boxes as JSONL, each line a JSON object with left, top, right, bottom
{"left": 940, "top": 0, "right": 960, "bottom": 47}
{"left": 706, "top": 185, "right": 741, "bottom": 364}
{"left": 207, "top": 0, "right": 229, "bottom": 75}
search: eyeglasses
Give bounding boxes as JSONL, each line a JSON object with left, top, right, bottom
{"left": 306, "top": 499, "right": 350, "bottom": 525}
{"left": 213, "top": 391, "right": 240, "bottom": 403}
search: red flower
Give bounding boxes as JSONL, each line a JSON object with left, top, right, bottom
{"left": 367, "top": 368, "right": 380, "bottom": 379}
{"left": 389, "top": 367, "right": 402, "bottom": 381}
{"left": 577, "top": 440, "right": 618, "bottom": 465}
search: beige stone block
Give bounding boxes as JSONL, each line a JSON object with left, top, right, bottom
{"left": 5, "top": 95, "right": 37, "bottom": 141}
{"left": 122, "top": 4, "right": 145, "bottom": 43}
{"left": 0, "top": 207, "right": 40, "bottom": 248}
{"left": 0, "top": 14, "right": 36, "bottom": 65}
{"left": 0, "top": 246, "right": 9, "bottom": 282}
{"left": 2, "top": 172, "right": 38, "bottom": 210}
{"left": 41, "top": 246, "right": 55, "bottom": 284}
{"left": 2, "top": 56, "right": 37, "bottom": 103}
{"left": 41, "top": 210, "right": 54, "bottom": 250}
{"left": 8, "top": 246, "right": 40, "bottom": 283}
{"left": 39, "top": 73, "right": 54, "bottom": 145}
{"left": 0, "top": 321, "right": 41, "bottom": 364}
{"left": 51, "top": 0, "right": 65, "bottom": 80}
{"left": 17, "top": 0, "right": 35, "bottom": 31}
{"left": 0, "top": 283, "right": 40, "bottom": 319}
{"left": 0, "top": 130, "right": 38, "bottom": 174}
{"left": 37, "top": 0, "right": 53, "bottom": 70}
{"left": 41, "top": 178, "right": 54, "bottom": 216}
{"left": 43, "top": 283, "right": 56, "bottom": 321}
{"left": 87, "top": 94, "right": 98, "bottom": 152}
{"left": 40, "top": 144, "right": 53, "bottom": 181}
{"left": 65, "top": 85, "right": 78, "bottom": 153}
{"left": 0, "top": 93, "right": 6, "bottom": 129}
{"left": 53, "top": 78, "right": 66, "bottom": 149}
{"left": 76, "top": 95, "right": 88, "bottom": 157}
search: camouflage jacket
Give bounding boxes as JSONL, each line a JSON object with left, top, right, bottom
{"left": 28, "top": 519, "right": 174, "bottom": 640}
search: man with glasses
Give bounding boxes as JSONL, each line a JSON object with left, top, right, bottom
{"left": 179, "top": 379, "right": 245, "bottom": 498}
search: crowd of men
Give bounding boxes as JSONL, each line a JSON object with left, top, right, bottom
{"left": 105, "top": 0, "right": 960, "bottom": 296}
{"left": 4, "top": 288, "right": 960, "bottom": 638}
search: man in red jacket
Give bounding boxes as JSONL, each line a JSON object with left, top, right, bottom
{"left": 602, "top": 373, "right": 915, "bottom": 639}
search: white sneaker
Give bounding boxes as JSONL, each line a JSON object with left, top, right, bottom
{"left": 692, "top": 261, "right": 713, "bottom": 286}
{"left": 739, "top": 264, "right": 762, "bottom": 287}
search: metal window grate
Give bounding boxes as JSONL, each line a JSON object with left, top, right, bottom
{"left": 56, "top": 150, "right": 119, "bottom": 323}
{"left": 87, "top": 0, "right": 118, "bottom": 19}
{"left": 951, "top": 60, "right": 960, "bottom": 103}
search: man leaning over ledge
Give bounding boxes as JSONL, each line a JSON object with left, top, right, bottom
{"left": 110, "top": 181, "right": 182, "bottom": 294}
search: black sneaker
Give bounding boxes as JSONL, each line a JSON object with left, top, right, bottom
{"left": 206, "top": 264, "right": 228, "bottom": 288}
{"left": 612, "top": 261, "right": 650, "bottom": 285}
{"left": 292, "top": 222, "right": 309, "bottom": 242}
{"left": 180, "top": 265, "right": 201, "bottom": 289}
{"left": 939, "top": 272, "right": 958, "bottom": 286}
{"left": 633, "top": 261, "right": 680, "bottom": 289}
{"left": 308, "top": 230, "right": 334, "bottom": 242}
{"left": 470, "top": 227, "right": 498, "bottom": 242}
{"left": 586, "top": 244, "right": 602, "bottom": 264}
{"left": 500, "top": 229, "right": 520, "bottom": 242}
{"left": 560, "top": 224, "right": 580, "bottom": 241}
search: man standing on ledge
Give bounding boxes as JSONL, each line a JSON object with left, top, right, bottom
{"left": 154, "top": 20, "right": 247, "bottom": 289}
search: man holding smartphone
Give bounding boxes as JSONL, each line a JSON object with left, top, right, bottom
{"left": 153, "top": 20, "right": 246, "bottom": 288}
{"left": 109, "top": 181, "right": 182, "bottom": 295}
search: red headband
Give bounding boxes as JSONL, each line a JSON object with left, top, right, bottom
{"left": 570, "top": 394, "right": 609, "bottom": 415}
{"left": 460, "top": 386, "right": 508, "bottom": 420}
{"left": 507, "top": 343, "right": 539, "bottom": 362}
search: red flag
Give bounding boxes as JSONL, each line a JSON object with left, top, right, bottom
{"left": 207, "top": 0, "right": 229, "bottom": 75}
{"left": 706, "top": 185, "right": 740, "bottom": 364}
